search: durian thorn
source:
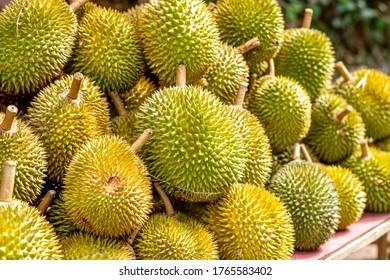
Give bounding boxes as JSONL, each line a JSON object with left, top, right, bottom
{"left": 237, "top": 37, "right": 260, "bottom": 54}
{"left": 37, "top": 190, "right": 56, "bottom": 215}
{"left": 360, "top": 139, "right": 372, "bottom": 160}
{"left": 131, "top": 129, "right": 153, "bottom": 153}
{"left": 335, "top": 105, "right": 353, "bottom": 122}
{"left": 293, "top": 143, "right": 301, "bottom": 161}
{"left": 335, "top": 61, "right": 353, "bottom": 82}
{"left": 302, "top": 8, "right": 313, "bottom": 29}
{"left": 126, "top": 223, "right": 143, "bottom": 245}
{"left": 245, "top": 73, "right": 257, "bottom": 104}
{"left": 176, "top": 65, "right": 186, "bottom": 87}
{"left": 109, "top": 91, "right": 128, "bottom": 117}
{"left": 300, "top": 144, "right": 313, "bottom": 163}
{"left": 0, "top": 105, "right": 18, "bottom": 132}
{"left": 207, "top": 2, "right": 217, "bottom": 11}
{"left": 0, "top": 161, "right": 16, "bottom": 203}
{"left": 69, "top": 0, "right": 89, "bottom": 12}
{"left": 67, "top": 72, "right": 83, "bottom": 100}
{"left": 234, "top": 82, "right": 248, "bottom": 107}
{"left": 269, "top": 59, "right": 275, "bottom": 77}
{"left": 154, "top": 182, "right": 175, "bottom": 218}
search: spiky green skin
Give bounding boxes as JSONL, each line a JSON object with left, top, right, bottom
{"left": 111, "top": 113, "right": 136, "bottom": 145}
{"left": 320, "top": 165, "right": 366, "bottom": 230}
{"left": 227, "top": 106, "right": 272, "bottom": 188}
{"left": 341, "top": 151, "right": 390, "bottom": 212}
{"left": 370, "top": 147, "right": 390, "bottom": 170}
{"left": 269, "top": 161, "right": 340, "bottom": 251}
{"left": 333, "top": 69, "right": 390, "bottom": 141}
{"left": 139, "top": 0, "right": 220, "bottom": 85}
{"left": 305, "top": 93, "right": 366, "bottom": 164}
{"left": 0, "top": 116, "right": 47, "bottom": 204}
{"left": 135, "top": 85, "right": 247, "bottom": 202}
{"left": 249, "top": 60, "right": 269, "bottom": 78}
{"left": 214, "top": 0, "right": 284, "bottom": 63}
{"left": 27, "top": 75, "right": 111, "bottom": 183}
{"left": 61, "top": 232, "right": 136, "bottom": 260}
{"left": 248, "top": 76, "right": 312, "bottom": 154}
{"left": 71, "top": 6, "right": 145, "bottom": 93}
{"left": 63, "top": 135, "right": 153, "bottom": 237}
{"left": 134, "top": 213, "right": 218, "bottom": 260}
{"left": 274, "top": 28, "right": 335, "bottom": 101}
{"left": 119, "top": 76, "right": 156, "bottom": 113}
{"left": 0, "top": 0, "right": 77, "bottom": 94}
{"left": 204, "top": 184, "right": 294, "bottom": 260}
{"left": 0, "top": 201, "right": 63, "bottom": 260}
{"left": 200, "top": 44, "right": 249, "bottom": 105}
{"left": 124, "top": 4, "right": 144, "bottom": 34}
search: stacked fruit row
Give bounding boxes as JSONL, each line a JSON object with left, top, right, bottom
{"left": 0, "top": 0, "right": 390, "bottom": 260}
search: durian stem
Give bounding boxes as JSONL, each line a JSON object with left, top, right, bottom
{"left": 335, "top": 106, "right": 353, "bottom": 122}
{"left": 67, "top": 72, "right": 83, "bottom": 100}
{"left": 0, "top": 161, "right": 16, "bottom": 203}
{"left": 127, "top": 224, "right": 143, "bottom": 245}
{"left": 245, "top": 73, "right": 257, "bottom": 104}
{"left": 37, "top": 190, "right": 56, "bottom": 215}
{"left": 302, "top": 8, "right": 313, "bottom": 29}
{"left": 109, "top": 91, "right": 128, "bottom": 117}
{"left": 0, "top": 105, "right": 18, "bottom": 132}
{"left": 360, "top": 140, "right": 372, "bottom": 159}
{"left": 176, "top": 65, "right": 186, "bottom": 87}
{"left": 300, "top": 144, "right": 313, "bottom": 163}
{"left": 269, "top": 59, "right": 275, "bottom": 77}
{"left": 234, "top": 82, "right": 248, "bottom": 107}
{"left": 207, "top": 2, "right": 216, "bottom": 11}
{"left": 237, "top": 37, "right": 260, "bottom": 54}
{"left": 154, "top": 182, "right": 175, "bottom": 218}
{"left": 131, "top": 129, "right": 153, "bottom": 153}
{"left": 335, "top": 61, "right": 353, "bottom": 82}
{"left": 69, "top": 0, "right": 89, "bottom": 12}
{"left": 293, "top": 143, "right": 301, "bottom": 161}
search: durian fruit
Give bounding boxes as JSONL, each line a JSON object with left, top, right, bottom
{"left": 135, "top": 65, "right": 248, "bottom": 202}
{"left": 0, "top": 161, "right": 63, "bottom": 260}
{"left": 341, "top": 140, "right": 390, "bottom": 212}
{"left": 70, "top": 4, "right": 145, "bottom": 93}
{"left": 334, "top": 62, "right": 390, "bottom": 141}
{"left": 62, "top": 132, "right": 153, "bottom": 238}
{"left": 370, "top": 147, "right": 390, "bottom": 171}
{"left": 248, "top": 65, "right": 312, "bottom": 154}
{"left": 138, "top": 0, "right": 220, "bottom": 85}
{"left": 304, "top": 92, "right": 366, "bottom": 163}
{"left": 0, "top": 105, "right": 47, "bottom": 204}
{"left": 375, "top": 137, "right": 390, "bottom": 152}
{"left": 133, "top": 183, "right": 219, "bottom": 260}
{"left": 274, "top": 9, "right": 335, "bottom": 101}
{"left": 203, "top": 183, "right": 295, "bottom": 260}
{"left": 0, "top": 0, "right": 84, "bottom": 94}
{"left": 124, "top": 3, "right": 145, "bottom": 36}
{"left": 61, "top": 232, "right": 136, "bottom": 260}
{"left": 269, "top": 144, "right": 340, "bottom": 250}
{"left": 27, "top": 73, "right": 111, "bottom": 183}
{"left": 214, "top": 0, "right": 284, "bottom": 66}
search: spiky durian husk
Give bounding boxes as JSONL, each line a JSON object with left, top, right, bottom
{"left": 135, "top": 85, "right": 248, "bottom": 202}
{"left": 320, "top": 165, "right": 366, "bottom": 230}
{"left": 61, "top": 232, "right": 136, "bottom": 260}
{"left": 369, "top": 147, "right": 390, "bottom": 172}
{"left": 203, "top": 183, "right": 294, "bottom": 260}
{"left": 138, "top": 0, "right": 220, "bottom": 85}
{"left": 305, "top": 93, "right": 366, "bottom": 164}
{"left": 0, "top": 0, "right": 77, "bottom": 94}
{"left": 248, "top": 76, "right": 312, "bottom": 154}
{"left": 134, "top": 213, "right": 219, "bottom": 260}
{"left": 63, "top": 135, "right": 153, "bottom": 238}
{"left": 119, "top": 76, "right": 157, "bottom": 113}
{"left": 333, "top": 69, "right": 390, "bottom": 141}
{"left": 70, "top": 6, "right": 145, "bottom": 93}
{"left": 226, "top": 106, "right": 272, "bottom": 188}
{"left": 124, "top": 4, "right": 145, "bottom": 33}
{"left": 27, "top": 75, "right": 111, "bottom": 183}
{"left": 0, "top": 116, "right": 47, "bottom": 204}
{"left": 199, "top": 43, "right": 249, "bottom": 105}
{"left": 214, "top": 0, "right": 284, "bottom": 63}
{"left": 269, "top": 161, "right": 340, "bottom": 251}
{"left": 249, "top": 60, "right": 269, "bottom": 78}
{"left": 274, "top": 28, "right": 335, "bottom": 101}
{"left": 0, "top": 200, "right": 63, "bottom": 260}
{"left": 111, "top": 113, "right": 136, "bottom": 145}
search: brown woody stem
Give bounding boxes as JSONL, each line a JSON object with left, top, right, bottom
{"left": 269, "top": 59, "right": 275, "bottom": 77}
{"left": 335, "top": 61, "right": 353, "bottom": 82}
{"left": 109, "top": 91, "right": 128, "bottom": 117}
{"left": 127, "top": 223, "right": 143, "bottom": 245}
{"left": 360, "top": 140, "right": 372, "bottom": 159}
{"left": 302, "top": 8, "right": 313, "bottom": 29}
{"left": 67, "top": 72, "right": 83, "bottom": 100}
{"left": 335, "top": 106, "right": 353, "bottom": 122}
{"left": 0, "top": 105, "right": 18, "bottom": 132}
{"left": 176, "top": 65, "right": 186, "bottom": 87}
{"left": 293, "top": 143, "right": 301, "bottom": 161}
{"left": 237, "top": 37, "right": 260, "bottom": 54}
{"left": 300, "top": 144, "right": 313, "bottom": 163}
{"left": 37, "top": 190, "right": 56, "bottom": 215}
{"left": 131, "top": 129, "right": 153, "bottom": 153}
{"left": 154, "top": 182, "right": 175, "bottom": 218}
{"left": 245, "top": 73, "right": 257, "bottom": 104}
{"left": 0, "top": 161, "right": 16, "bottom": 202}
{"left": 69, "top": 0, "right": 89, "bottom": 12}
{"left": 234, "top": 82, "right": 248, "bottom": 107}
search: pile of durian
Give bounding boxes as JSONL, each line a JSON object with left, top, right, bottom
{"left": 1, "top": 0, "right": 390, "bottom": 260}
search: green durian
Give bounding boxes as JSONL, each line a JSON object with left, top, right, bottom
{"left": 203, "top": 183, "right": 295, "bottom": 260}
{"left": 26, "top": 73, "right": 111, "bottom": 183}
{"left": 305, "top": 92, "right": 366, "bottom": 163}
{"left": 370, "top": 147, "right": 390, "bottom": 171}
{"left": 0, "top": 0, "right": 79, "bottom": 94}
